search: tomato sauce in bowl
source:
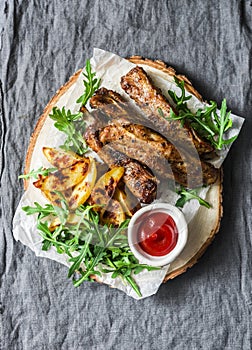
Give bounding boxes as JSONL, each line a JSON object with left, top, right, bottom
{"left": 127, "top": 203, "right": 188, "bottom": 267}
{"left": 138, "top": 212, "right": 178, "bottom": 256}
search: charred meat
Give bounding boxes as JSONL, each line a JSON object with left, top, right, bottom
{"left": 88, "top": 88, "right": 218, "bottom": 187}
{"left": 99, "top": 145, "right": 157, "bottom": 204}
{"left": 85, "top": 126, "right": 157, "bottom": 203}
{"left": 86, "top": 119, "right": 218, "bottom": 188}
{"left": 90, "top": 87, "right": 153, "bottom": 128}
{"left": 120, "top": 66, "right": 214, "bottom": 155}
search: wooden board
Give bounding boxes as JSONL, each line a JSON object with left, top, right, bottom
{"left": 24, "top": 57, "right": 222, "bottom": 282}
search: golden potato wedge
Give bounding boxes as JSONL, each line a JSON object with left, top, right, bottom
{"left": 113, "top": 187, "right": 141, "bottom": 217}
{"left": 101, "top": 199, "right": 126, "bottom": 227}
{"left": 89, "top": 167, "right": 124, "bottom": 212}
{"left": 42, "top": 187, "right": 72, "bottom": 207}
{"left": 43, "top": 147, "right": 83, "bottom": 168}
{"left": 68, "top": 157, "right": 97, "bottom": 210}
{"left": 49, "top": 212, "right": 81, "bottom": 231}
{"left": 33, "top": 159, "right": 90, "bottom": 192}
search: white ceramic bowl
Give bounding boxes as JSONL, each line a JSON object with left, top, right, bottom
{"left": 127, "top": 203, "right": 188, "bottom": 267}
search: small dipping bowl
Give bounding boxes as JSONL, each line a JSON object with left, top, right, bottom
{"left": 127, "top": 203, "right": 188, "bottom": 267}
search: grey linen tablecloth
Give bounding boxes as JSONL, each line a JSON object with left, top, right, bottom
{"left": 1, "top": 1, "right": 252, "bottom": 349}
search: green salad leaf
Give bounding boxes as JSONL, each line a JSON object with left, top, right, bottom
{"left": 76, "top": 59, "right": 101, "bottom": 106}
{"left": 49, "top": 107, "right": 88, "bottom": 155}
{"left": 167, "top": 76, "right": 237, "bottom": 150}
{"left": 175, "top": 186, "right": 211, "bottom": 209}
{"left": 18, "top": 166, "right": 57, "bottom": 180}
{"left": 49, "top": 59, "right": 101, "bottom": 155}
{"left": 22, "top": 202, "right": 159, "bottom": 297}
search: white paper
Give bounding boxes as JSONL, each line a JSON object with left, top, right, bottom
{"left": 13, "top": 49, "right": 244, "bottom": 299}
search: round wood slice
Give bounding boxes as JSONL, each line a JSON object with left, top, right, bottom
{"left": 24, "top": 57, "right": 223, "bottom": 283}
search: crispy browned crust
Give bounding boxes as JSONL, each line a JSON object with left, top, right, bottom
{"left": 87, "top": 87, "right": 218, "bottom": 187}
{"left": 24, "top": 57, "right": 223, "bottom": 284}
{"left": 128, "top": 56, "right": 203, "bottom": 101}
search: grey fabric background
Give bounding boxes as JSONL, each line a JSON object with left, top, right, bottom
{"left": 1, "top": 0, "right": 252, "bottom": 349}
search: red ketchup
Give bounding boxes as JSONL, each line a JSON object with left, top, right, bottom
{"left": 138, "top": 212, "right": 178, "bottom": 256}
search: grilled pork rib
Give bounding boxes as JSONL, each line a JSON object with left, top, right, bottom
{"left": 120, "top": 66, "right": 214, "bottom": 155}
{"left": 89, "top": 88, "right": 218, "bottom": 187}
{"left": 85, "top": 122, "right": 157, "bottom": 203}
{"left": 90, "top": 87, "right": 151, "bottom": 127}
{"left": 86, "top": 121, "right": 218, "bottom": 187}
{"left": 90, "top": 87, "right": 214, "bottom": 159}
{"left": 99, "top": 145, "right": 157, "bottom": 204}
{"left": 99, "top": 124, "right": 172, "bottom": 177}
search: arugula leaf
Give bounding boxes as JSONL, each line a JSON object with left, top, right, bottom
{"left": 175, "top": 187, "right": 211, "bottom": 209}
{"left": 22, "top": 202, "right": 56, "bottom": 218}
{"left": 37, "top": 220, "right": 72, "bottom": 254}
{"left": 48, "top": 60, "right": 101, "bottom": 155}
{"left": 23, "top": 201, "right": 158, "bottom": 297}
{"left": 49, "top": 107, "right": 88, "bottom": 155}
{"left": 52, "top": 191, "right": 69, "bottom": 225}
{"left": 18, "top": 166, "right": 57, "bottom": 180}
{"left": 76, "top": 59, "right": 101, "bottom": 106}
{"left": 124, "top": 276, "right": 142, "bottom": 297}
{"left": 214, "top": 99, "right": 237, "bottom": 150}
{"left": 167, "top": 77, "right": 237, "bottom": 150}
{"left": 68, "top": 233, "right": 92, "bottom": 278}
{"left": 168, "top": 77, "right": 192, "bottom": 113}
{"left": 72, "top": 246, "right": 105, "bottom": 287}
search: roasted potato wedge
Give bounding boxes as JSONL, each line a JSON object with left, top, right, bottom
{"left": 42, "top": 147, "right": 83, "bottom": 168}
{"left": 42, "top": 187, "right": 72, "bottom": 207}
{"left": 33, "top": 159, "right": 90, "bottom": 192}
{"left": 101, "top": 199, "right": 126, "bottom": 226}
{"left": 89, "top": 167, "right": 124, "bottom": 212}
{"left": 68, "top": 157, "right": 97, "bottom": 210}
{"left": 49, "top": 212, "right": 82, "bottom": 231}
{"left": 113, "top": 186, "right": 140, "bottom": 217}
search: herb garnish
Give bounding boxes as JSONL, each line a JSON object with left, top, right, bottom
{"left": 49, "top": 60, "right": 101, "bottom": 155}
{"left": 22, "top": 201, "right": 56, "bottom": 217}
{"left": 18, "top": 166, "right": 57, "bottom": 180}
{"left": 76, "top": 59, "right": 101, "bottom": 106}
{"left": 22, "top": 202, "right": 159, "bottom": 297}
{"left": 175, "top": 186, "right": 211, "bottom": 209}
{"left": 49, "top": 107, "right": 88, "bottom": 155}
{"left": 167, "top": 77, "right": 237, "bottom": 150}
